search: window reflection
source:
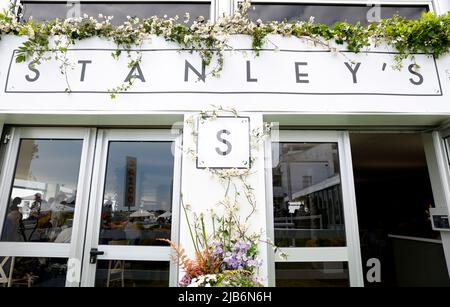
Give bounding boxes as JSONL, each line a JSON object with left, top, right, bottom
{"left": 1, "top": 139, "right": 82, "bottom": 243}
{"left": 95, "top": 260, "right": 169, "bottom": 287}
{"left": 272, "top": 143, "right": 346, "bottom": 247}
{"left": 21, "top": 2, "right": 211, "bottom": 25}
{"left": 99, "top": 142, "right": 174, "bottom": 246}
{"left": 276, "top": 262, "right": 349, "bottom": 287}
{"left": 0, "top": 257, "right": 67, "bottom": 287}
{"left": 248, "top": 3, "right": 428, "bottom": 25}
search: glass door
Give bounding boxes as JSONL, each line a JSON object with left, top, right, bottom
{"left": 266, "top": 130, "right": 363, "bottom": 287}
{"left": 81, "top": 129, "right": 182, "bottom": 287}
{"left": 0, "top": 127, "right": 96, "bottom": 287}
{"left": 423, "top": 128, "right": 450, "bottom": 281}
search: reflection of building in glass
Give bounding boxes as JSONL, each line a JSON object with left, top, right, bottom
{"left": 248, "top": 4, "right": 427, "bottom": 25}
{"left": 98, "top": 142, "right": 174, "bottom": 246}
{"left": 273, "top": 143, "right": 345, "bottom": 248}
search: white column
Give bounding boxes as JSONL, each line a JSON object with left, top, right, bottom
{"left": 179, "top": 112, "right": 269, "bottom": 285}
{"left": 341, "top": 131, "right": 364, "bottom": 287}
{"left": 0, "top": 123, "right": 10, "bottom": 245}
{"left": 423, "top": 132, "right": 450, "bottom": 278}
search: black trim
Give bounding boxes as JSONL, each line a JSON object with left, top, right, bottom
{"left": 4, "top": 50, "right": 16, "bottom": 94}
{"left": 5, "top": 48, "right": 443, "bottom": 97}
{"left": 434, "top": 56, "right": 443, "bottom": 96}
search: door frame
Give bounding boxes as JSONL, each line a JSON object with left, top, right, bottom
{"left": 80, "top": 129, "right": 182, "bottom": 287}
{"left": 0, "top": 127, "right": 97, "bottom": 287}
{"left": 423, "top": 129, "right": 450, "bottom": 278}
{"left": 264, "top": 130, "right": 364, "bottom": 287}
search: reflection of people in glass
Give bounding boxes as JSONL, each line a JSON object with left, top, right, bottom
{"left": 54, "top": 219, "right": 73, "bottom": 243}
{"left": 50, "top": 193, "right": 66, "bottom": 227}
{"left": 102, "top": 200, "right": 113, "bottom": 229}
{"left": 30, "top": 193, "right": 43, "bottom": 217}
{"left": 125, "top": 217, "right": 141, "bottom": 245}
{"left": 26, "top": 193, "right": 47, "bottom": 242}
{"left": 3, "top": 197, "right": 25, "bottom": 242}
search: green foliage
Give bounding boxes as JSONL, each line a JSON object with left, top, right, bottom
{"left": 331, "top": 22, "right": 371, "bottom": 51}
{"left": 214, "top": 270, "right": 263, "bottom": 287}
{"left": 378, "top": 12, "right": 450, "bottom": 58}
{"left": 1, "top": 2, "right": 450, "bottom": 96}
{"left": 248, "top": 11, "right": 450, "bottom": 57}
{"left": 252, "top": 26, "right": 269, "bottom": 55}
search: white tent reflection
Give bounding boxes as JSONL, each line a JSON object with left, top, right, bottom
{"left": 129, "top": 206, "right": 154, "bottom": 218}
{"left": 157, "top": 211, "right": 171, "bottom": 219}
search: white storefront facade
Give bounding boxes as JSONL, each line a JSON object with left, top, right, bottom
{"left": 0, "top": 0, "right": 450, "bottom": 287}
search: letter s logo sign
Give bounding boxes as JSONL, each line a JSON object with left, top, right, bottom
{"left": 216, "top": 130, "right": 232, "bottom": 156}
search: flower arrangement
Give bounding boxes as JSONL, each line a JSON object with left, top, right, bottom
{"left": 155, "top": 107, "right": 285, "bottom": 287}
{"left": 161, "top": 200, "right": 263, "bottom": 287}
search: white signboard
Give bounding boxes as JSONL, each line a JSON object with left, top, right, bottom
{"left": 288, "top": 201, "right": 303, "bottom": 214}
{"left": 4, "top": 49, "right": 442, "bottom": 96}
{"left": 197, "top": 117, "right": 250, "bottom": 169}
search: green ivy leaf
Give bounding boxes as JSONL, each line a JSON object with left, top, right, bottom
{"left": 15, "top": 54, "right": 26, "bottom": 63}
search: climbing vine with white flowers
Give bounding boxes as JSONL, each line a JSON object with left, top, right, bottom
{"left": 160, "top": 106, "right": 285, "bottom": 287}
{"left": 1, "top": 1, "right": 450, "bottom": 98}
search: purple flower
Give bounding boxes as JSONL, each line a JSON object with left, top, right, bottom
{"left": 233, "top": 241, "right": 250, "bottom": 253}
{"left": 179, "top": 274, "right": 192, "bottom": 287}
{"left": 212, "top": 241, "right": 224, "bottom": 256}
{"left": 209, "top": 240, "right": 261, "bottom": 271}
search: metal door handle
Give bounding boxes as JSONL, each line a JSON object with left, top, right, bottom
{"left": 90, "top": 248, "right": 104, "bottom": 264}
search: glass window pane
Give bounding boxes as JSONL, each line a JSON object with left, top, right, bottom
{"left": 272, "top": 143, "right": 346, "bottom": 247}
{"left": 99, "top": 142, "right": 174, "bottom": 246}
{"left": 276, "top": 262, "right": 349, "bottom": 287}
{"left": 248, "top": 3, "right": 428, "bottom": 25}
{"left": 21, "top": 2, "right": 211, "bottom": 25}
{"left": 95, "top": 260, "right": 169, "bottom": 287}
{"left": 1, "top": 139, "right": 83, "bottom": 243}
{"left": 0, "top": 257, "right": 67, "bottom": 287}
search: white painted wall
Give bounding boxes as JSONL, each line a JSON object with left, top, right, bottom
{"left": 435, "top": 0, "right": 450, "bottom": 14}
{"left": 0, "top": 0, "right": 10, "bottom": 12}
{"left": 179, "top": 112, "right": 270, "bottom": 285}
{"left": 1, "top": 35, "right": 450, "bottom": 116}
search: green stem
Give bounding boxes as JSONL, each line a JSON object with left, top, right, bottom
{"left": 201, "top": 214, "right": 208, "bottom": 248}
{"left": 181, "top": 196, "right": 200, "bottom": 254}
{"left": 212, "top": 215, "right": 216, "bottom": 240}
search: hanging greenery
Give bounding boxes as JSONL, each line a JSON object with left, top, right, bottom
{"left": 0, "top": 0, "right": 449, "bottom": 97}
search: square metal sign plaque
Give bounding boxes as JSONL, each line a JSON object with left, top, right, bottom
{"left": 197, "top": 117, "right": 251, "bottom": 169}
